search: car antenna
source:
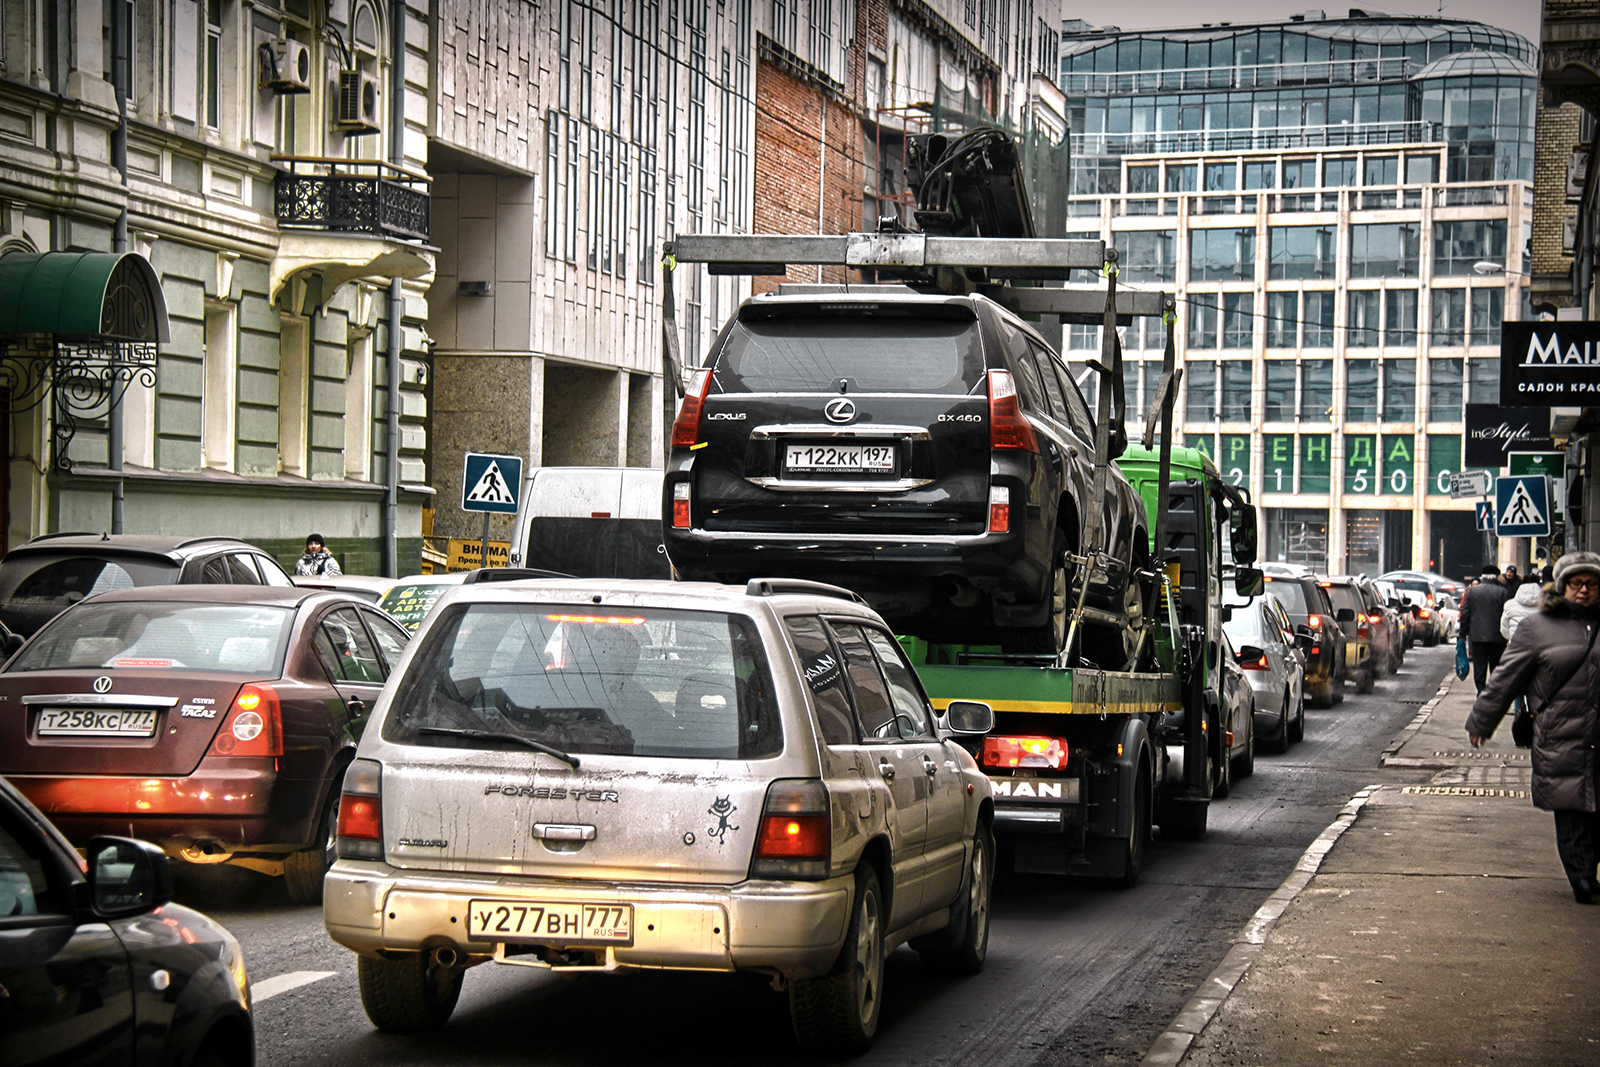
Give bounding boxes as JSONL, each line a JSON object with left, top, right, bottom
{"left": 102, "top": 532, "right": 109, "bottom": 541}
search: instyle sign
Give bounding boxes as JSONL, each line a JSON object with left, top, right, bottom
{"left": 1463, "top": 405, "right": 1554, "bottom": 468}
{"left": 1501, "top": 322, "right": 1600, "bottom": 405}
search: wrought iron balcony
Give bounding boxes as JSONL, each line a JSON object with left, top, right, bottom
{"left": 272, "top": 156, "right": 431, "bottom": 242}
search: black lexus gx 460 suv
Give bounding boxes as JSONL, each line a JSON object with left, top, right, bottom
{"left": 662, "top": 286, "right": 1149, "bottom": 666}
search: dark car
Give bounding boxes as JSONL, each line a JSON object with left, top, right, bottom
{"left": 1321, "top": 575, "right": 1379, "bottom": 692}
{"left": 661, "top": 287, "right": 1148, "bottom": 666}
{"left": 0, "top": 534, "right": 294, "bottom": 638}
{"left": 0, "top": 586, "right": 408, "bottom": 904}
{"left": 1215, "top": 632, "right": 1256, "bottom": 798}
{"left": 1354, "top": 576, "right": 1403, "bottom": 676}
{"left": 0, "top": 775, "right": 254, "bottom": 1066}
{"left": 1260, "top": 566, "right": 1346, "bottom": 707}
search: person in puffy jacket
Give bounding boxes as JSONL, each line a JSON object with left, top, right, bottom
{"left": 1468, "top": 551, "right": 1600, "bottom": 904}
{"left": 1499, "top": 580, "right": 1542, "bottom": 640}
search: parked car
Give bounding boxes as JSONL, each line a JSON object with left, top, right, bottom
{"left": 1320, "top": 576, "right": 1376, "bottom": 692}
{"left": 1215, "top": 632, "right": 1257, "bottom": 796}
{"left": 505, "top": 466, "right": 672, "bottom": 578}
{"left": 1259, "top": 565, "right": 1346, "bottom": 707}
{"left": 1356, "top": 576, "right": 1404, "bottom": 674}
{"left": 1436, "top": 592, "right": 1460, "bottom": 639}
{"left": 1224, "top": 595, "right": 1307, "bottom": 753}
{"left": 1391, "top": 586, "right": 1443, "bottom": 646}
{"left": 661, "top": 287, "right": 1150, "bottom": 667}
{"left": 1374, "top": 580, "right": 1414, "bottom": 650}
{"left": 1379, "top": 569, "right": 1463, "bottom": 604}
{"left": 0, "top": 533, "right": 294, "bottom": 638}
{"left": 0, "top": 774, "right": 254, "bottom": 1066}
{"left": 376, "top": 567, "right": 576, "bottom": 631}
{"left": 291, "top": 574, "right": 400, "bottom": 604}
{"left": 324, "top": 576, "right": 997, "bottom": 1051}
{"left": 0, "top": 585, "right": 410, "bottom": 903}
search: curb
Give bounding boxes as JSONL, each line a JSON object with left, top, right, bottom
{"left": 1378, "top": 673, "right": 1457, "bottom": 766}
{"left": 1138, "top": 784, "right": 1381, "bottom": 1067}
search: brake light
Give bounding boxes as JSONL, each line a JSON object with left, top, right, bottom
{"left": 986, "top": 369, "right": 1038, "bottom": 452}
{"left": 671, "top": 368, "right": 714, "bottom": 448}
{"left": 210, "top": 685, "right": 282, "bottom": 757}
{"left": 1358, "top": 623, "right": 1370, "bottom": 637}
{"left": 988, "top": 486, "right": 1010, "bottom": 532}
{"left": 981, "top": 735, "right": 1069, "bottom": 770}
{"left": 751, "top": 780, "right": 830, "bottom": 880}
{"left": 1240, "top": 653, "right": 1270, "bottom": 670}
{"left": 1308, "top": 616, "right": 1323, "bottom": 629}
{"left": 336, "top": 759, "right": 384, "bottom": 861}
{"left": 1419, "top": 609, "right": 1431, "bottom": 618}
{"left": 671, "top": 481, "right": 690, "bottom": 528}
{"left": 1367, "top": 613, "right": 1383, "bottom": 624}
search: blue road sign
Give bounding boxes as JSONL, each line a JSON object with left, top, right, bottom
{"left": 1495, "top": 475, "right": 1550, "bottom": 538}
{"left": 1475, "top": 501, "right": 1496, "bottom": 532}
{"left": 462, "top": 452, "right": 523, "bottom": 514}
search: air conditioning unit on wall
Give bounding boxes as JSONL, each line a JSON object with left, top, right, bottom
{"left": 259, "top": 38, "right": 312, "bottom": 94}
{"left": 336, "top": 69, "right": 381, "bottom": 134}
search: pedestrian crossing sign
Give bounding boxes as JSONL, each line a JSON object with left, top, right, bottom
{"left": 462, "top": 452, "right": 523, "bottom": 514}
{"left": 1494, "top": 474, "right": 1550, "bottom": 537}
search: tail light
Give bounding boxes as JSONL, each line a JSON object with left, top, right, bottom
{"left": 671, "top": 368, "right": 714, "bottom": 448}
{"left": 986, "top": 370, "right": 1038, "bottom": 452}
{"left": 988, "top": 486, "right": 1010, "bottom": 532}
{"left": 1367, "top": 613, "right": 1383, "bottom": 625}
{"left": 1357, "top": 623, "right": 1370, "bottom": 637}
{"left": 751, "top": 780, "right": 830, "bottom": 880}
{"left": 1240, "top": 653, "right": 1270, "bottom": 670}
{"left": 210, "top": 685, "right": 282, "bottom": 757}
{"left": 1308, "top": 615, "right": 1323, "bottom": 630}
{"left": 336, "top": 759, "right": 384, "bottom": 861}
{"left": 1419, "top": 609, "right": 1431, "bottom": 618}
{"left": 982, "top": 735, "right": 1069, "bottom": 770}
{"left": 671, "top": 481, "right": 691, "bottom": 529}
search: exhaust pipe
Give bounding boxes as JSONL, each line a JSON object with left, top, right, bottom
{"left": 178, "top": 839, "right": 234, "bottom": 864}
{"left": 430, "top": 947, "right": 462, "bottom": 969}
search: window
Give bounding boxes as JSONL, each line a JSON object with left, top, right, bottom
{"left": 1264, "top": 361, "right": 1296, "bottom": 420}
{"left": 1470, "top": 289, "right": 1504, "bottom": 345}
{"left": 1305, "top": 291, "right": 1335, "bottom": 347}
{"left": 1222, "top": 293, "right": 1254, "bottom": 349}
{"left": 1346, "top": 359, "right": 1378, "bottom": 421}
{"left": 1431, "top": 289, "right": 1465, "bottom": 346}
{"left": 1128, "top": 165, "right": 1159, "bottom": 193}
{"left": 1118, "top": 230, "right": 1177, "bottom": 283}
{"left": 1243, "top": 161, "right": 1275, "bottom": 190}
{"left": 1434, "top": 220, "right": 1507, "bottom": 276}
{"left": 1382, "top": 360, "right": 1415, "bottom": 421}
{"left": 1428, "top": 357, "right": 1463, "bottom": 419}
{"left": 1186, "top": 359, "right": 1217, "bottom": 420}
{"left": 1348, "top": 291, "right": 1379, "bottom": 348}
{"left": 1266, "top": 292, "right": 1297, "bottom": 348}
{"left": 1349, "top": 223, "right": 1419, "bottom": 277}
{"left": 1188, "top": 299, "right": 1217, "bottom": 349}
{"left": 1405, "top": 154, "right": 1438, "bottom": 184}
{"left": 318, "top": 608, "right": 385, "bottom": 684}
{"left": 1467, "top": 357, "right": 1500, "bottom": 403}
{"left": 808, "top": 0, "right": 833, "bottom": 71}
{"left": 864, "top": 629, "right": 934, "bottom": 740}
{"left": 1166, "top": 163, "right": 1197, "bottom": 192}
{"left": 1205, "top": 162, "right": 1236, "bottom": 191}
{"left": 1283, "top": 158, "right": 1316, "bottom": 188}
{"left": 1190, "top": 229, "right": 1255, "bottom": 281}
{"left": 1385, "top": 290, "right": 1418, "bottom": 346}
{"left": 785, "top": 616, "right": 853, "bottom": 744}
{"left": 1221, "top": 361, "right": 1252, "bottom": 419}
{"left": 205, "top": 0, "right": 222, "bottom": 130}
{"left": 1363, "top": 156, "right": 1398, "bottom": 186}
{"left": 831, "top": 623, "right": 896, "bottom": 740}
{"left": 1302, "top": 360, "right": 1332, "bottom": 420}
{"left": 1269, "top": 226, "right": 1334, "bottom": 279}
{"left": 1324, "top": 157, "right": 1357, "bottom": 187}
{"left": 13, "top": 603, "right": 293, "bottom": 675}
{"left": 364, "top": 612, "right": 410, "bottom": 674}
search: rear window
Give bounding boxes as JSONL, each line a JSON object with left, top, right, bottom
{"left": 385, "top": 604, "right": 782, "bottom": 760}
{"left": 1324, "top": 584, "right": 1363, "bottom": 613}
{"left": 712, "top": 310, "right": 984, "bottom": 395}
{"left": 10, "top": 602, "right": 294, "bottom": 675}
{"left": 1263, "top": 577, "right": 1308, "bottom": 613}
{"left": 0, "top": 554, "right": 179, "bottom": 633}
{"left": 378, "top": 582, "right": 461, "bottom": 632}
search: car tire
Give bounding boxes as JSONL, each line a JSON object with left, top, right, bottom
{"left": 1232, "top": 713, "right": 1256, "bottom": 778}
{"left": 1356, "top": 666, "right": 1375, "bottom": 694}
{"left": 357, "top": 951, "right": 463, "bottom": 1033}
{"left": 1331, "top": 672, "right": 1346, "bottom": 704}
{"left": 1212, "top": 717, "right": 1232, "bottom": 799}
{"left": 790, "top": 865, "right": 885, "bottom": 1053}
{"left": 1288, "top": 688, "right": 1306, "bottom": 743}
{"left": 1309, "top": 677, "right": 1332, "bottom": 709}
{"left": 1265, "top": 692, "right": 1291, "bottom": 754}
{"left": 917, "top": 824, "right": 994, "bottom": 974}
{"left": 284, "top": 789, "right": 339, "bottom": 905}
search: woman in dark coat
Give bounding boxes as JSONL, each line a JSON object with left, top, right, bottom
{"left": 1467, "top": 551, "right": 1600, "bottom": 903}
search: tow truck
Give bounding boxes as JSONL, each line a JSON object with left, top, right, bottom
{"left": 659, "top": 130, "right": 1260, "bottom": 882}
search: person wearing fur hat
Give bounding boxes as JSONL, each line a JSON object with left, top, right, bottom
{"left": 294, "top": 533, "right": 343, "bottom": 577}
{"left": 1467, "top": 551, "right": 1600, "bottom": 904}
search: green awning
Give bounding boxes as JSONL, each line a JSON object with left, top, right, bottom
{"left": 0, "top": 251, "right": 170, "bottom": 342}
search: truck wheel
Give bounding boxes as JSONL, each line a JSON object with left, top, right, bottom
{"left": 1118, "top": 764, "right": 1151, "bottom": 888}
{"left": 916, "top": 824, "right": 993, "bottom": 974}
{"left": 284, "top": 789, "right": 339, "bottom": 905}
{"left": 357, "top": 952, "right": 462, "bottom": 1032}
{"left": 790, "top": 866, "right": 884, "bottom": 1052}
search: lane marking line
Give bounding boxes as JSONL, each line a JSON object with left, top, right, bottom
{"left": 251, "top": 970, "right": 337, "bottom": 1004}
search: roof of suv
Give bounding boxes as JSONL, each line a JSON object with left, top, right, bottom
{"left": 66, "top": 586, "right": 354, "bottom": 609}
{"left": 8, "top": 534, "right": 266, "bottom": 560}
{"left": 429, "top": 577, "right": 879, "bottom": 618}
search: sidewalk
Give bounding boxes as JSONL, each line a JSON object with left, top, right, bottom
{"left": 1145, "top": 673, "right": 1600, "bottom": 1067}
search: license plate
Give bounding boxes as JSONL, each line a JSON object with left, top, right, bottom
{"left": 467, "top": 899, "right": 633, "bottom": 944}
{"left": 785, "top": 442, "right": 895, "bottom": 473}
{"left": 37, "top": 708, "right": 159, "bottom": 737}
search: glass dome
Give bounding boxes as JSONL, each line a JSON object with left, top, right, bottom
{"left": 1409, "top": 49, "right": 1537, "bottom": 81}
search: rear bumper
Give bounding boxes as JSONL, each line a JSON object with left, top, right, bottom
{"left": 664, "top": 526, "right": 1028, "bottom": 582}
{"left": 323, "top": 861, "right": 854, "bottom": 980}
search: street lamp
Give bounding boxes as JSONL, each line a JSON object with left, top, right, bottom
{"left": 1472, "top": 260, "right": 1532, "bottom": 277}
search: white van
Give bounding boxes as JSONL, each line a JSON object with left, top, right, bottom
{"left": 506, "top": 467, "right": 670, "bottom": 579}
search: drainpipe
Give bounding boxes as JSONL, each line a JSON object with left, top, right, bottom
{"left": 382, "top": 0, "right": 406, "bottom": 577}
{"left": 108, "top": 0, "right": 129, "bottom": 534}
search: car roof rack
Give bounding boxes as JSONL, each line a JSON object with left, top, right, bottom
{"left": 744, "top": 578, "right": 867, "bottom": 605}
{"left": 461, "top": 567, "right": 576, "bottom": 585}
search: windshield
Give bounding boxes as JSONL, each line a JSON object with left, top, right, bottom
{"left": 714, "top": 310, "right": 984, "bottom": 395}
{"left": 1222, "top": 611, "right": 1262, "bottom": 645}
{"left": 1263, "top": 577, "right": 1308, "bottom": 614}
{"left": 11, "top": 602, "right": 294, "bottom": 674}
{"left": 385, "top": 604, "right": 783, "bottom": 760}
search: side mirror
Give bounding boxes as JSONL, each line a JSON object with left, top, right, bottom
{"left": 1236, "top": 644, "right": 1266, "bottom": 662}
{"left": 1336, "top": 607, "right": 1356, "bottom": 622}
{"left": 943, "top": 700, "right": 995, "bottom": 736}
{"left": 1233, "top": 567, "right": 1264, "bottom": 598}
{"left": 1411, "top": 605, "right": 1423, "bottom": 617}
{"left": 1220, "top": 606, "right": 1233, "bottom": 623}
{"left": 87, "top": 836, "right": 172, "bottom": 920}
{"left": 1228, "top": 502, "right": 1259, "bottom": 565}
{"left": 2, "top": 632, "right": 21, "bottom": 656}
{"left": 1294, "top": 623, "right": 1315, "bottom": 638}
{"left": 1293, "top": 632, "right": 1313, "bottom": 650}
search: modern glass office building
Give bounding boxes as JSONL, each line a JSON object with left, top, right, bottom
{"left": 1061, "top": 14, "right": 1536, "bottom": 577}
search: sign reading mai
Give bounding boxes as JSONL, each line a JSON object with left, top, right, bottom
{"left": 1501, "top": 322, "right": 1600, "bottom": 405}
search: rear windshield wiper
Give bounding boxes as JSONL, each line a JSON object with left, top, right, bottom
{"left": 416, "top": 726, "right": 581, "bottom": 769}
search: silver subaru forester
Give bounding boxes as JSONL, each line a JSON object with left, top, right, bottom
{"left": 323, "top": 577, "right": 995, "bottom": 1051}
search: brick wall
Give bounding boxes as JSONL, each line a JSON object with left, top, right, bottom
{"left": 1532, "top": 100, "right": 1581, "bottom": 300}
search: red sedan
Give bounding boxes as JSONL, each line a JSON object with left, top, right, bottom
{"left": 0, "top": 585, "right": 409, "bottom": 902}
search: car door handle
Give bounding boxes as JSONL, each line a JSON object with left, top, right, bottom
{"left": 346, "top": 697, "right": 366, "bottom": 715}
{"left": 922, "top": 758, "right": 939, "bottom": 777}
{"left": 877, "top": 760, "right": 896, "bottom": 781}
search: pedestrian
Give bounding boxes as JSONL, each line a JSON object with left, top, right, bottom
{"left": 1467, "top": 551, "right": 1600, "bottom": 904}
{"left": 1458, "top": 564, "right": 1511, "bottom": 692}
{"left": 294, "top": 533, "right": 343, "bottom": 577}
{"left": 1503, "top": 565, "right": 1519, "bottom": 588}
{"left": 1499, "top": 578, "right": 1544, "bottom": 740}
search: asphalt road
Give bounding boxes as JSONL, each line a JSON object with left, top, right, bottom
{"left": 179, "top": 646, "right": 1454, "bottom": 1067}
